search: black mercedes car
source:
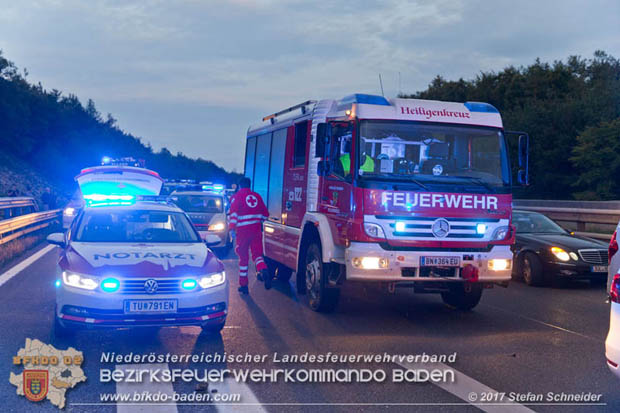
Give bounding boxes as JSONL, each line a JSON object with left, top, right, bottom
{"left": 512, "top": 210, "right": 609, "bottom": 286}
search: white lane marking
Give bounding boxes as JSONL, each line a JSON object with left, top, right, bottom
{"left": 209, "top": 377, "right": 267, "bottom": 413}
{"left": 482, "top": 303, "right": 602, "bottom": 342}
{"left": 0, "top": 244, "right": 56, "bottom": 288}
{"left": 116, "top": 363, "right": 178, "bottom": 413}
{"left": 395, "top": 360, "right": 534, "bottom": 413}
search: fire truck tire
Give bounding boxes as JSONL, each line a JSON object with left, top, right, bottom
{"left": 441, "top": 283, "right": 483, "bottom": 311}
{"left": 304, "top": 242, "right": 339, "bottom": 312}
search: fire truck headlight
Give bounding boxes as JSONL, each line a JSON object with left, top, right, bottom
{"left": 352, "top": 257, "right": 389, "bottom": 270}
{"left": 491, "top": 226, "right": 509, "bottom": 240}
{"left": 208, "top": 222, "right": 226, "bottom": 232}
{"left": 63, "top": 207, "right": 76, "bottom": 216}
{"left": 476, "top": 223, "right": 487, "bottom": 234}
{"left": 488, "top": 259, "right": 511, "bottom": 271}
{"left": 198, "top": 272, "right": 226, "bottom": 289}
{"left": 363, "top": 223, "right": 385, "bottom": 239}
{"left": 62, "top": 271, "right": 98, "bottom": 290}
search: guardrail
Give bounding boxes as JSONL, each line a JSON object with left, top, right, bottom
{"left": 514, "top": 200, "right": 620, "bottom": 241}
{"left": 0, "top": 209, "right": 61, "bottom": 245}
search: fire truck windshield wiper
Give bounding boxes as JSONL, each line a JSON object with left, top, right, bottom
{"left": 365, "top": 173, "right": 429, "bottom": 190}
{"left": 449, "top": 176, "right": 494, "bottom": 192}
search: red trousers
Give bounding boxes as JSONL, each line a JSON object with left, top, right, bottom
{"left": 235, "top": 228, "right": 267, "bottom": 287}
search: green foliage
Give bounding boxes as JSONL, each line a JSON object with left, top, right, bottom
{"left": 403, "top": 51, "right": 620, "bottom": 200}
{"left": 571, "top": 118, "right": 620, "bottom": 200}
{"left": 0, "top": 50, "right": 240, "bottom": 197}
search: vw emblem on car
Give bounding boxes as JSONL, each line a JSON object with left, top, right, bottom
{"left": 144, "top": 279, "right": 158, "bottom": 294}
{"left": 432, "top": 218, "right": 450, "bottom": 238}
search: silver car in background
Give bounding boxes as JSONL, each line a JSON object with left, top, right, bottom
{"left": 171, "top": 191, "right": 232, "bottom": 257}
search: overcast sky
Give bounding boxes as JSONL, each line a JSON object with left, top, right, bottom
{"left": 1, "top": 0, "right": 619, "bottom": 172}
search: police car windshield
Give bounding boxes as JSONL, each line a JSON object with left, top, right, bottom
{"left": 173, "top": 195, "right": 223, "bottom": 213}
{"left": 74, "top": 210, "right": 201, "bottom": 243}
{"left": 358, "top": 121, "right": 510, "bottom": 187}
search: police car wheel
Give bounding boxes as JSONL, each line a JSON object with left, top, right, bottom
{"left": 440, "top": 283, "right": 483, "bottom": 311}
{"left": 304, "top": 242, "right": 339, "bottom": 312}
{"left": 201, "top": 321, "right": 225, "bottom": 333}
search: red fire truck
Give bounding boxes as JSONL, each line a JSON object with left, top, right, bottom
{"left": 244, "top": 94, "right": 529, "bottom": 312}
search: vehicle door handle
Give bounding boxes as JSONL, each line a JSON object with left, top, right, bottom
{"left": 285, "top": 201, "right": 293, "bottom": 210}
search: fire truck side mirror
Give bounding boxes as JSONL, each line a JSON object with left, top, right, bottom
{"left": 317, "top": 160, "right": 332, "bottom": 177}
{"left": 316, "top": 123, "right": 331, "bottom": 158}
{"left": 518, "top": 134, "right": 529, "bottom": 186}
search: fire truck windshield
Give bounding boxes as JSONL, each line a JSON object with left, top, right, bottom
{"left": 358, "top": 120, "right": 510, "bottom": 188}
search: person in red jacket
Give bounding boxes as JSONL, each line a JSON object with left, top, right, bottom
{"left": 228, "top": 177, "right": 270, "bottom": 294}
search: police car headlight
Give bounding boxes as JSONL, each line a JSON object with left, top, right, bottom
{"left": 62, "top": 271, "right": 98, "bottom": 290}
{"left": 208, "top": 222, "right": 226, "bottom": 232}
{"left": 491, "top": 226, "right": 510, "bottom": 241}
{"left": 198, "top": 272, "right": 226, "bottom": 289}
{"left": 364, "top": 223, "right": 385, "bottom": 239}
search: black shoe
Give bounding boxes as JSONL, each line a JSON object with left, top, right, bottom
{"left": 262, "top": 269, "right": 272, "bottom": 290}
{"left": 238, "top": 286, "right": 249, "bottom": 294}
{"left": 257, "top": 272, "right": 264, "bottom": 282}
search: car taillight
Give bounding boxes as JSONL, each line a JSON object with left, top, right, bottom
{"left": 611, "top": 273, "right": 620, "bottom": 304}
{"left": 609, "top": 230, "right": 618, "bottom": 263}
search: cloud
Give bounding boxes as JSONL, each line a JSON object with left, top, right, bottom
{"left": 0, "top": 0, "right": 618, "bottom": 170}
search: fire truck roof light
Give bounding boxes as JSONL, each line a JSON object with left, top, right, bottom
{"left": 340, "top": 94, "right": 390, "bottom": 106}
{"left": 464, "top": 102, "right": 499, "bottom": 113}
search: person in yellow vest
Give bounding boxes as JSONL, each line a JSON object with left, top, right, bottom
{"left": 339, "top": 152, "right": 374, "bottom": 176}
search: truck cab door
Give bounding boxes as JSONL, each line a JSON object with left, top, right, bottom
{"left": 318, "top": 122, "right": 354, "bottom": 246}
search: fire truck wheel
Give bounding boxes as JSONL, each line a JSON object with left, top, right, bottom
{"left": 304, "top": 242, "right": 339, "bottom": 312}
{"left": 521, "top": 252, "right": 544, "bottom": 286}
{"left": 441, "top": 283, "right": 483, "bottom": 311}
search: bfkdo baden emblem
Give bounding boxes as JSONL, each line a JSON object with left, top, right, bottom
{"left": 23, "top": 370, "right": 49, "bottom": 402}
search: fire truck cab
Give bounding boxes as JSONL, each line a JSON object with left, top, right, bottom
{"left": 244, "top": 94, "right": 528, "bottom": 312}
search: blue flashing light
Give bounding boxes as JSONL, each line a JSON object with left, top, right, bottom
{"left": 212, "top": 184, "right": 224, "bottom": 191}
{"left": 102, "top": 156, "right": 112, "bottom": 165}
{"left": 55, "top": 279, "right": 61, "bottom": 288}
{"left": 395, "top": 221, "right": 406, "bottom": 232}
{"left": 182, "top": 279, "right": 197, "bottom": 290}
{"left": 464, "top": 102, "right": 499, "bottom": 113}
{"left": 476, "top": 223, "right": 487, "bottom": 234}
{"left": 101, "top": 278, "right": 120, "bottom": 293}
{"left": 340, "top": 94, "right": 390, "bottom": 106}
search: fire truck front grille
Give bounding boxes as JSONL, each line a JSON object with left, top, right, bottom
{"left": 369, "top": 215, "right": 505, "bottom": 242}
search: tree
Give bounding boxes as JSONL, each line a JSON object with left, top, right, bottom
{"left": 570, "top": 118, "right": 620, "bottom": 200}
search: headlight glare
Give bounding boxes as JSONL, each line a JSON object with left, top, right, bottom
{"left": 551, "top": 247, "right": 570, "bottom": 262}
{"left": 62, "top": 271, "right": 98, "bottom": 290}
{"left": 208, "top": 222, "right": 226, "bottom": 231}
{"left": 63, "top": 207, "right": 76, "bottom": 216}
{"left": 198, "top": 272, "right": 226, "bottom": 289}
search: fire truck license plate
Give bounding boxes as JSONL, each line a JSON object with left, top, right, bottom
{"left": 124, "top": 299, "right": 178, "bottom": 314}
{"left": 420, "top": 256, "right": 460, "bottom": 267}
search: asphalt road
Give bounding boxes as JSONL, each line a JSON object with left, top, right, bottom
{"left": 0, "top": 243, "right": 618, "bottom": 412}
